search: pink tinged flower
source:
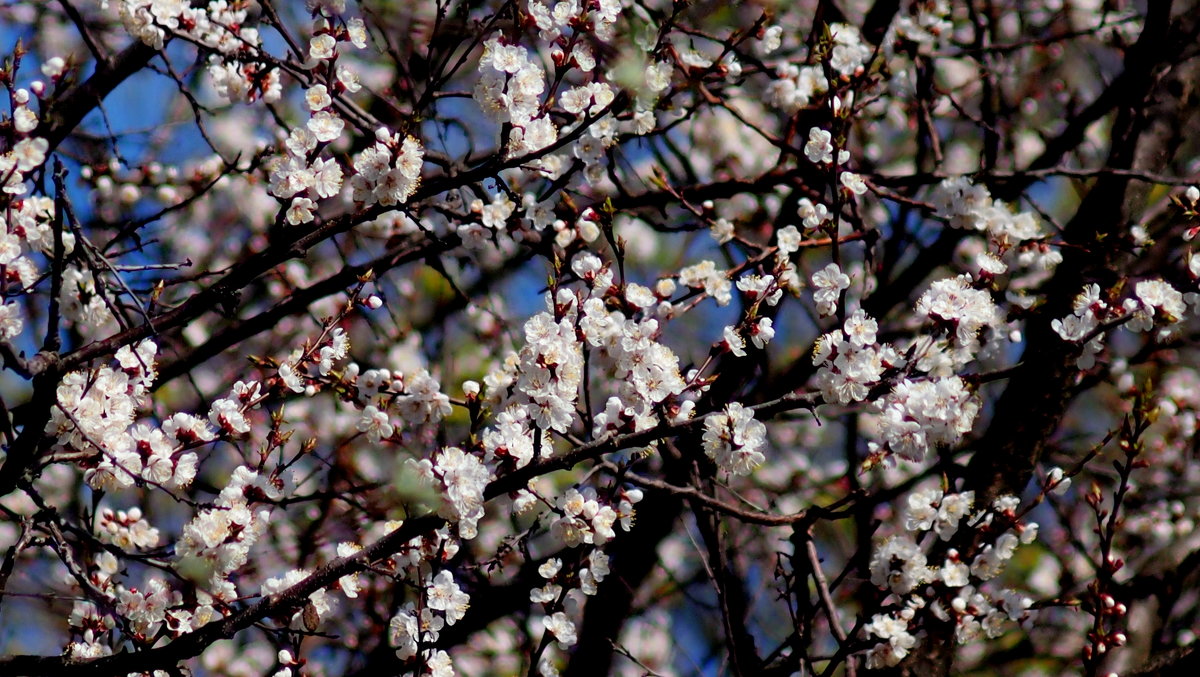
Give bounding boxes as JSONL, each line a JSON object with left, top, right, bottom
{"left": 426, "top": 650, "right": 454, "bottom": 677}
{"left": 903, "top": 488, "right": 942, "bottom": 531}
{"left": 162, "top": 413, "right": 215, "bottom": 445}
{"left": 865, "top": 612, "right": 918, "bottom": 668}
{"left": 559, "top": 86, "right": 592, "bottom": 114}
{"left": 279, "top": 361, "right": 305, "bottom": 393}
{"left": 335, "top": 542, "right": 363, "bottom": 598}
{"left": 723, "top": 325, "right": 746, "bottom": 357}
{"left": 285, "top": 197, "right": 315, "bottom": 225}
{"left": 374, "top": 168, "right": 417, "bottom": 205}
{"left": 39, "top": 56, "right": 64, "bottom": 79}
{"left": 526, "top": 196, "right": 558, "bottom": 230}
{"left": 356, "top": 405, "right": 393, "bottom": 442}
{"left": 678, "top": 260, "right": 732, "bottom": 306}
{"left": 143, "top": 451, "right": 175, "bottom": 485}
{"left": 13, "top": 106, "right": 37, "bottom": 133}
{"left": 346, "top": 17, "right": 368, "bottom": 48}
{"left": 751, "top": 317, "right": 775, "bottom": 348}
{"left": 710, "top": 218, "right": 735, "bottom": 244}
{"left": 702, "top": 402, "right": 767, "bottom": 476}
{"left": 1135, "top": 279, "right": 1186, "bottom": 322}
{"left": 269, "top": 155, "right": 313, "bottom": 199}
{"left": 233, "top": 380, "right": 262, "bottom": 405}
{"left": 432, "top": 446, "right": 490, "bottom": 538}
{"left": 812, "top": 263, "right": 850, "bottom": 316}
{"left": 209, "top": 398, "right": 250, "bottom": 434}
{"left": 804, "top": 127, "right": 834, "bottom": 164}
{"left": 941, "top": 560, "right": 970, "bottom": 587}
{"left": 0, "top": 232, "right": 20, "bottom": 266}
{"left": 531, "top": 584, "right": 561, "bottom": 604}
{"left": 88, "top": 451, "right": 142, "bottom": 491}
{"left": 388, "top": 609, "right": 418, "bottom": 658}
{"left": 307, "top": 111, "right": 345, "bottom": 143}
{"left": 0, "top": 302, "right": 24, "bottom": 341}
{"left": 543, "top": 611, "right": 577, "bottom": 647}
{"left": 396, "top": 136, "right": 424, "bottom": 179}
{"left": 840, "top": 171, "right": 867, "bottom": 195}
{"left": 13, "top": 138, "right": 49, "bottom": 172}
{"left": 1046, "top": 467, "right": 1071, "bottom": 496}
{"left": 914, "top": 274, "right": 998, "bottom": 343}
{"left": 337, "top": 64, "right": 362, "bottom": 92}
{"left": 170, "top": 452, "right": 198, "bottom": 489}
{"left": 310, "top": 158, "right": 343, "bottom": 198}
{"left": 976, "top": 251, "right": 1007, "bottom": 275}
{"left": 309, "top": 34, "right": 336, "bottom": 60}
{"left": 352, "top": 143, "right": 390, "bottom": 181}
{"left": 1051, "top": 312, "right": 1096, "bottom": 342}
{"left": 591, "top": 506, "right": 618, "bottom": 544}
{"left": 481, "top": 193, "right": 515, "bottom": 229}
{"left": 760, "top": 25, "right": 783, "bottom": 52}
{"left": 305, "top": 84, "right": 331, "bottom": 111}
{"left": 426, "top": 570, "right": 470, "bottom": 625}
{"left": 1187, "top": 251, "right": 1200, "bottom": 279}
{"left": 538, "top": 558, "right": 562, "bottom": 579}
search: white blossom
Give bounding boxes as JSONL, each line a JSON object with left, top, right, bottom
{"left": 702, "top": 402, "right": 767, "bottom": 476}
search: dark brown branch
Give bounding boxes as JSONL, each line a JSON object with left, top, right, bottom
{"left": 36, "top": 40, "right": 159, "bottom": 157}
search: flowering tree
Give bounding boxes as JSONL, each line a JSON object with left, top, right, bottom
{"left": 2, "top": 0, "right": 1200, "bottom": 675}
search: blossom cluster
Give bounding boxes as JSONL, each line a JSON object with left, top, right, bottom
{"left": 866, "top": 490, "right": 1037, "bottom": 667}
{"left": 931, "top": 177, "right": 1056, "bottom": 275}
{"left": 175, "top": 465, "right": 279, "bottom": 602}
{"left": 485, "top": 260, "right": 688, "bottom": 444}
{"left": 813, "top": 310, "right": 897, "bottom": 406}
{"left": 702, "top": 402, "right": 767, "bottom": 476}
{"left": 3, "top": 2, "right": 1199, "bottom": 675}
{"left": 1053, "top": 279, "right": 1190, "bottom": 368}
{"left": 353, "top": 363, "right": 452, "bottom": 443}
{"left": 875, "top": 377, "right": 980, "bottom": 462}
{"left": 47, "top": 341, "right": 205, "bottom": 492}
{"left": 0, "top": 89, "right": 55, "bottom": 341}
{"left": 764, "top": 22, "right": 870, "bottom": 112}
{"left": 116, "top": 0, "right": 284, "bottom": 101}
{"left": 414, "top": 446, "right": 491, "bottom": 540}
{"left": 348, "top": 132, "right": 425, "bottom": 207}
{"left": 389, "top": 569, "right": 470, "bottom": 670}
